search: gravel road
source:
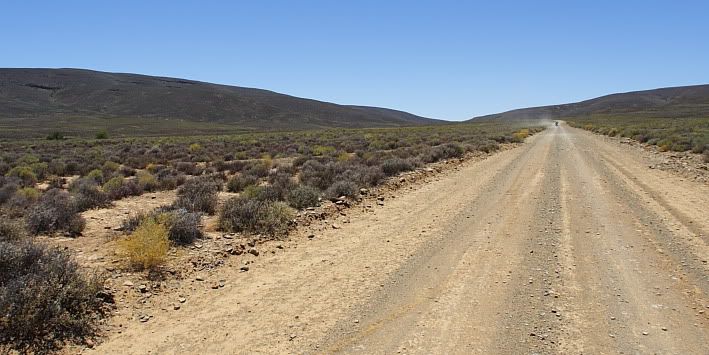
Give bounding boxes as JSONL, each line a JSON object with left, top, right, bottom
{"left": 93, "top": 124, "right": 708, "bottom": 354}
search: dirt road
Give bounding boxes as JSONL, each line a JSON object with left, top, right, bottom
{"left": 93, "top": 124, "right": 708, "bottom": 354}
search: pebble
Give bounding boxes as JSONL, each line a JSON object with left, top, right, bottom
{"left": 178, "top": 297, "right": 187, "bottom": 303}
{"left": 240, "top": 266, "right": 250, "bottom": 272}
{"left": 195, "top": 276, "right": 205, "bottom": 281}
{"left": 123, "top": 280, "right": 134, "bottom": 287}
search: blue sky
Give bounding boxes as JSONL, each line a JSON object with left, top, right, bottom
{"left": 2, "top": 1, "right": 708, "bottom": 120}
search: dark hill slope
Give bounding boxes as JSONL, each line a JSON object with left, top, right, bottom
{"left": 0, "top": 68, "right": 441, "bottom": 137}
{"left": 473, "top": 84, "right": 709, "bottom": 121}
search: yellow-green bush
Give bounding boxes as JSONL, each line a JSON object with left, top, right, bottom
{"left": 118, "top": 218, "right": 169, "bottom": 270}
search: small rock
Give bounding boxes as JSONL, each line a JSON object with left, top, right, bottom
{"left": 332, "top": 224, "right": 341, "bottom": 229}
{"left": 307, "top": 234, "right": 316, "bottom": 239}
{"left": 138, "top": 285, "right": 147, "bottom": 293}
{"left": 240, "top": 266, "right": 249, "bottom": 272}
{"left": 123, "top": 280, "right": 134, "bottom": 287}
{"left": 178, "top": 297, "right": 187, "bottom": 303}
{"left": 248, "top": 248, "right": 259, "bottom": 256}
{"left": 219, "top": 280, "right": 226, "bottom": 288}
{"left": 642, "top": 331, "right": 649, "bottom": 336}
{"left": 195, "top": 276, "right": 205, "bottom": 281}
{"left": 174, "top": 304, "right": 181, "bottom": 310}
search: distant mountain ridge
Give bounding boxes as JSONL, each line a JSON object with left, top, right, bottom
{"left": 472, "top": 84, "right": 709, "bottom": 121}
{"left": 0, "top": 68, "right": 442, "bottom": 137}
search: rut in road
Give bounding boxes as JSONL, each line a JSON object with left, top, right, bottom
{"left": 92, "top": 125, "right": 708, "bottom": 355}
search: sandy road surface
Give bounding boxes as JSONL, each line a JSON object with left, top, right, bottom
{"left": 93, "top": 124, "right": 708, "bottom": 354}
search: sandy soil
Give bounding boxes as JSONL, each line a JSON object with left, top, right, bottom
{"left": 87, "top": 124, "right": 708, "bottom": 354}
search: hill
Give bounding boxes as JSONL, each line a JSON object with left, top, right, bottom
{"left": 0, "top": 68, "right": 442, "bottom": 138}
{"left": 472, "top": 84, "right": 709, "bottom": 121}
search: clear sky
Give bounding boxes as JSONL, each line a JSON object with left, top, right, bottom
{"left": 2, "top": 1, "right": 708, "bottom": 120}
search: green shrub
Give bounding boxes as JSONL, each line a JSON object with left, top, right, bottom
{"left": 95, "top": 130, "right": 108, "bottom": 139}
{"left": 6, "top": 166, "right": 37, "bottom": 187}
{"left": 287, "top": 185, "right": 320, "bottom": 209}
{"left": 226, "top": 174, "right": 258, "bottom": 193}
{"left": 0, "top": 241, "right": 104, "bottom": 352}
{"left": 86, "top": 169, "right": 104, "bottom": 184}
{"left": 219, "top": 197, "right": 294, "bottom": 237}
{"left": 137, "top": 171, "right": 158, "bottom": 191}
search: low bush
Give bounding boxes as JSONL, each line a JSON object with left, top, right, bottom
{"left": 26, "top": 189, "right": 85, "bottom": 236}
{"left": 121, "top": 207, "right": 203, "bottom": 246}
{"left": 219, "top": 197, "right": 294, "bottom": 236}
{"left": 137, "top": 171, "right": 158, "bottom": 191}
{"left": 381, "top": 158, "right": 415, "bottom": 176}
{"left": 324, "top": 180, "right": 359, "bottom": 199}
{"left": 6, "top": 166, "right": 37, "bottom": 187}
{"left": 0, "top": 219, "right": 24, "bottom": 242}
{"left": 118, "top": 218, "right": 169, "bottom": 270}
{"left": 71, "top": 179, "right": 110, "bottom": 211}
{"left": 287, "top": 185, "right": 320, "bottom": 209}
{"left": 0, "top": 183, "right": 18, "bottom": 205}
{"left": 0, "top": 241, "right": 104, "bottom": 352}
{"left": 173, "top": 176, "right": 221, "bottom": 214}
{"left": 226, "top": 174, "right": 258, "bottom": 193}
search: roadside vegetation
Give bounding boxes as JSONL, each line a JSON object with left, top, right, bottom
{"left": 567, "top": 116, "right": 709, "bottom": 161}
{"left": 0, "top": 122, "right": 541, "bottom": 352}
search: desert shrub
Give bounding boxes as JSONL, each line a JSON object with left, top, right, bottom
{"left": 226, "top": 174, "right": 258, "bottom": 193}
{"left": 119, "top": 165, "right": 136, "bottom": 177}
{"left": 155, "top": 167, "right": 186, "bottom": 190}
{"left": 241, "top": 185, "right": 282, "bottom": 202}
{"left": 101, "top": 161, "right": 120, "bottom": 177}
{"left": 95, "top": 130, "right": 108, "bottom": 139}
{"left": 175, "top": 161, "right": 201, "bottom": 175}
{"left": 0, "top": 183, "right": 18, "bottom": 205}
{"left": 121, "top": 207, "right": 202, "bottom": 245}
{"left": 246, "top": 162, "right": 270, "bottom": 178}
{"left": 268, "top": 172, "right": 297, "bottom": 200}
{"left": 30, "top": 162, "right": 49, "bottom": 180}
{"left": 0, "top": 162, "right": 9, "bottom": 176}
{"left": 381, "top": 158, "right": 415, "bottom": 176}
{"left": 299, "top": 160, "right": 340, "bottom": 190}
{"left": 287, "top": 185, "right": 320, "bottom": 209}
{"left": 173, "top": 176, "right": 221, "bottom": 214}
{"left": 325, "top": 180, "right": 359, "bottom": 199}
{"left": 118, "top": 218, "right": 169, "bottom": 270}
{"left": 46, "top": 131, "right": 65, "bottom": 140}
{"left": 188, "top": 143, "right": 202, "bottom": 153}
{"left": 102, "top": 176, "right": 124, "bottom": 196}
{"left": 0, "top": 241, "right": 104, "bottom": 352}
{"left": 704, "top": 150, "right": 709, "bottom": 163}
{"left": 219, "top": 197, "right": 294, "bottom": 236}
{"left": 163, "top": 209, "right": 203, "bottom": 245}
{"left": 16, "top": 187, "right": 40, "bottom": 202}
{"left": 136, "top": 171, "right": 158, "bottom": 191}
{"left": 0, "top": 219, "right": 24, "bottom": 242}
{"left": 48, "top": 159, "right": 67, "bottom": 176}
{"left": 86, "top": 169, "right": 104, "bottom": 184}
{"left": 72, "top": 179, "right": 109, "bottom": 211}
{"left": 103, "top": 177, "right": 142, "bottom": 200}
{"left": 6, "top": 166, "right": 37, "bottom": 187}
{"left": 26, "top": 189, "right": 85, "bottom": 236}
